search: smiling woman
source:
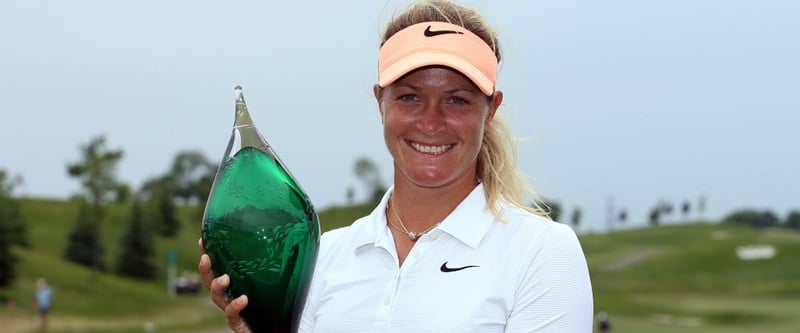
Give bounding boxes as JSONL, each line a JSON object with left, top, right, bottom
{"left": 198, "top": 1, "right": 594, "bottom": 332}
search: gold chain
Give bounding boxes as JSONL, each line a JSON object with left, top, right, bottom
{"left": 387, "top": 197, "right": 440, "bottom": 241}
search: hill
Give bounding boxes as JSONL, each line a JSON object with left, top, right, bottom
{"left": 585, "top": 222, "right": 800, "bottom": 332}
{"left": 1, "top": 198, "right": 799, "bottom": 332}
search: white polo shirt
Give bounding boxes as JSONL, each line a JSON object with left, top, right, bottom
{"left": 299, "top": 184, "right": 593, "bottom": 333}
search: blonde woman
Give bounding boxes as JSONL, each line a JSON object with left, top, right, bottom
{"left": 200, "top": 1, "right": 593, "bottom": 331}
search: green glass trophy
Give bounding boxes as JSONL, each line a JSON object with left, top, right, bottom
{"left": 202, "top": 86, "right": 320, "bottom": 333}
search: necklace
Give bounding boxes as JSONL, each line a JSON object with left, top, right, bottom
{"left": 387, "top": 198, "right": 440, "bottom": 241}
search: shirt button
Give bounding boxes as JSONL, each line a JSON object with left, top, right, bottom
{"left": 384, "top": 297, "right": 391, "bottom": 305}
{"left": 412, "top": 249, "right": 420, "bottom": 257}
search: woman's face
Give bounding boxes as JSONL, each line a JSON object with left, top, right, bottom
{"left": 375, "top": 66, "right": 502, "bottom": 190}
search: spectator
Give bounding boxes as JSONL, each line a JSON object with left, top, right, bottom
{"left": 598, "top": 311, "right": 612, "bottom": 333}
{"left": 35, "top": 278, "right": 53, "bottom": 331}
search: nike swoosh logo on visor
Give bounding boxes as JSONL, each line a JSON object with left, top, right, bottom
{"left": 424, "top": 25, "right": 465, "bottom": 37}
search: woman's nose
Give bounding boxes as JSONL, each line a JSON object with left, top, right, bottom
{"left": 416, "top": 103, "right": 446, "bottom": 135}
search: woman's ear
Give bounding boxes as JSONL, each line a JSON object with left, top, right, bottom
{"left": 373, "top": 84, "right": 382, "bottom": 101}
{"left": 487, "top": 90, "right": 503, "bottom": 124}
{"left": 373, "top": 84, "right": 385, "bottom": 120}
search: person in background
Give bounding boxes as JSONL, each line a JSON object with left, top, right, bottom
{"left": 598, "top": 311, "right": 612, "bottom": 333}
{"left": 34, "top": 278, "right": 53, "bottom": 331}
{"left": 199, "top": 0, "right": 594, "bottom": 331}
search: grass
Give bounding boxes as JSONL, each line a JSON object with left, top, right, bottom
{"left": 1, "top": 198, "right": 221, "bottom": 333}
{"left": 586, "top": 223, "right": 800, "bottom": 332}
{"left": 2, "top": 198, "right": 800, "bottom": 332}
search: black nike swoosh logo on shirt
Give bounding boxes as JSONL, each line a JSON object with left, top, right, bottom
{"left": 440, "top": 261, "right": 480, "bottom": 272}
{"left": 424, "top": 25, "right": 465, "bottom": 37}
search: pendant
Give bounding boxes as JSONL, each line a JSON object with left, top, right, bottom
{"left": 408, "top": 232, "right": 419, "bottom": 241}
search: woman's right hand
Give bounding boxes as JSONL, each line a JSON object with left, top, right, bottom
{"left": 198, "top": 238, "right": 252, "bottom": 333}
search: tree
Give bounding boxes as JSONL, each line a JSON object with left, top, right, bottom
{"left": 0, "top": 170, "right": 26, "bottom": 288}
{"left": 346, "top": 186, "right": 355, "bottom": 205}
{"left": 722, "top": 209, "right": 779, "bottom": 229}
{"left": 649, "top": 201, "right": 675, "bottom": 226}
{"left": 167, "top": 151, "right": 215, "bottom": 204}
{"left": 648, "top": 206, "right": 661, "bottom": 226}
{"left": 661, "top": 202, "right": 673, "bottom": 218}
{"left": 785, "top": 211, "right": 800, "bottom": 230}
{"left": 354, "top": 157, "right": 386, "bottom": 203}
{"left": 63, "top": 198, "right": 106, "bottom": 270}
{"left": 542, "top": 199, "right": 561, "bottom": 222}
{"left": 0, "top": 170, "right": 27, "bottom": 247}
{"left": 66, "top": 135, "right": 125, "bottom": 215}
{"left": 697, "top": 194, "right": 707, "bottom": 218}
{"left": 681, "top": 200, "right": 691, "bottom": 219}
{"left": 63, "top": 135, "right": 123, "bottom": 271}
{"left": 0, "top": 223, "right": 14, "bottom": 287}
{"left": 114, "top": 183, "right": 132, "bottom": 203}
{"left": 116, "top": 199, "right": 156, "bottom": 280}
{"left": 570, "top": 207, "right": 582, "bottom": 229}
{"left": 141, "top": 177, "right": 180, "bottom": 237}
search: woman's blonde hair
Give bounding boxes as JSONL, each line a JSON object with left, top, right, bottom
{"left": 380, "top": 0, "right": 548, "bottom": 219}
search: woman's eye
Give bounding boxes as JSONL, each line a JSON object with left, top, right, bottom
{"left": 450, "top": 96, "right": 469, "bottom": 105}
{"left": 398, "top": 94, "right": 416, "bottom": 102}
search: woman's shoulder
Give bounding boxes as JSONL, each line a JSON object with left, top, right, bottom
{"left": 499, "top": 203, "right": 580, "bottom": 243}
{"left": 319, "top": 214, "right": 370, "bottom": 243}
{"left": 317, "top": 214, "right": 374, "bottom": 258}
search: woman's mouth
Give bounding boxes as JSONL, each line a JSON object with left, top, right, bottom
{"left": 410, "top": 142, "right": 453, "bottom": 155}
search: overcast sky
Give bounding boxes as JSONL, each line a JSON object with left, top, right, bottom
{"left": 1, "top": 0, "right": 798, "bottom": 232}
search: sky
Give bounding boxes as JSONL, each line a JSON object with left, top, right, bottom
{"left": 1, "top": 0, "right": 798, "bottom": 233}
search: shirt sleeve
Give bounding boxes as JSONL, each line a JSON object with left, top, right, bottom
{"left": 298, "top": 228, "right": 342, "bottom": 333}
{"left": 298, "top": 231, "right": 330, "bottom": 333}
{"left": 505, "top": 223, "right": 594, "bottom": 333}
{"left": 298, "top": 272, "right": 318, "bottom": 333}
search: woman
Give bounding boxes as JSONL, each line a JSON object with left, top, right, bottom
{"left": 199, "top": 0, "right": 593, "bottom": 331}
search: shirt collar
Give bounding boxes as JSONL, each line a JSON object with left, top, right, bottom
{"left": 351, "top": 184, "right": 495, "bottom": 252}
{"left": 351, "top": 187, "right": 393, "bottom": 252}
{"left": 436, "top": 183, "right": 495, "bottom": 249}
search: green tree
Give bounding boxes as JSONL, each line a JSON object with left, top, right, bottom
{"left": 0, "top": 170, "right": 27, "bottom": 247}
{"left": 649, "top": 201, "right": 673, "bottom": 226}
{"left": 346, "top": 186, "right": 355, "bottom": 205}
{"left": 64, "top": 135, "right": 122, "bottom": 270}
{"left": 114, "top": 183, "right": 132, "bottom": 203}
{"left": 0, "top": 224, "right": 14, "bottom": 287}
{"left": 649, "top": 205, "right": 662, "bottom": 226}
{"left": 681, "top": 200, "right": 691, "bottom": 219}
{"left": 115, "top": 199, "right": 156, "bottom": 280}
{"left": 542, "top": 199, "right": 561, "bottom": 222}
{"left": 142, "top": 177, "right": 180, "bottom": 237}
{"left": 785, "top": 211, "right": 800, "bottom": 230}
{"left": 167, "top": 151, "right": 215, "bottom": 204}
{"left": 66, "top": 135, "right": 125, "bottom": 215}
{"left": 722, "top": 209, "right": 779, "bottom": 229}
{"left": 0, "top": 170, "right": 26, "bottom": 288}
{"left": 63, "top": 198, "right": 106, "bottom": 270}
{"left": 354, "top": 157, "right": 386, "bottom": 204}
{"left": 570, "top": 207, "right": 582, "bottom": 228}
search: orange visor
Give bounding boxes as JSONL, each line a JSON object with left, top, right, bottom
{"left": 378, "top": 21, "right": 498, "bottom": 96}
